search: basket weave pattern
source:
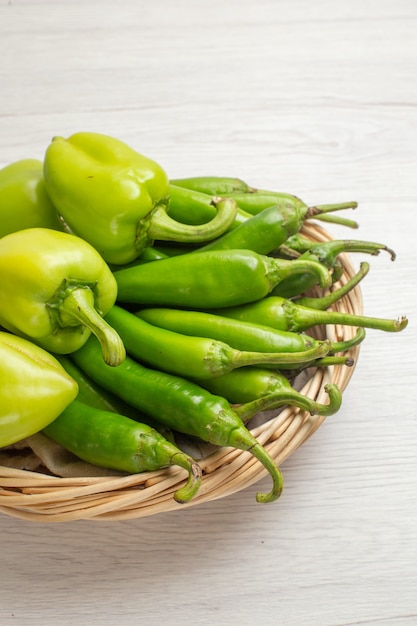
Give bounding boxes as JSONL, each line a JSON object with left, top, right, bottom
{"left": 0, "top": 224, "right": 362, "bottom": 522}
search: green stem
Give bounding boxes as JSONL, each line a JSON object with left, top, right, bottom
{"left": 231, "top": 341, "right": 331, "bottom": 369}
{"left": 290, "top": 296, "right": 408, "bottom": 333}
{"left": 297, "top": 262, "right": 370, "bottom": 309}
{"left": 328, "top": 328, "right": 366, "bottom": 354}
{"left": 228, "top": 425, "right": 284, "bottom": 503}
{"left": 266, "top": 257, "right": 333, "bottom": 291}
{"left": 235, "top": 382, "right": 342, "bottom": 421}
{"left": 311, "top": 213, "right": 359, "bottom": 229}
{"left": 168, "top": 452, "right": 203, "bottom": 503}
{"left": 148, "top": 197, "right": 238, "bottom": 243}
{"left": 307, "top": 201, "right": 358, "bottom": 215}
{"left": 312, "top": 355, "right": 355, "bottom": 367}
{"left": 59, "top": 288, "right": 126, "bottom": 366}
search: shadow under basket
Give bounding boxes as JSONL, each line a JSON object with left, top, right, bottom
{"left": 0, "top": 223, "right": 363, "bottom": 523}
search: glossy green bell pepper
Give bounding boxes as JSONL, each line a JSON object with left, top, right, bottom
{"left": 0, "top": 158, "right": 64, "bottom": 237}
{"left": 43, "top": 132, "right": 237, "bottom": 265}
{"left": 0, "top": 331, "right": 78, "bottom": 447}
{"left": 0, "top": 227, "right": 125, "bottom": 366}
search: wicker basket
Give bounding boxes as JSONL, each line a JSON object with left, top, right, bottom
{"left": 0, "top": 223, "right": 363, "bottom": 523}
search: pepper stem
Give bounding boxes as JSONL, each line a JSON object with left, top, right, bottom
{"left": 291, "top": 294, "right": 409, "bottom": 333}
{"left": 58, "top": 288, "right": 126, "bottom": 366}
{"left": 307, "top": 201, "right": 358, "bottom": 216}
{"left": 147, "top": 197, "right": 238, "bottom": 243}
{"left": 228, "top": 425, "right": 284, "bottom": 503}
{"left": 328, "top": 328, "right": 367, "bottom": 354}
{"left": 169, "top": 452, "right": 203, "bottom": 503}
{"left": 231, "top": 340, "right": 331, "bottom": 369}
{"left": 266, "top": 257, "right": 333, "bottom": 291}
{"left": 235, "top": 382, "right": 343, "bottom": 422}
{"left": 297, "top": 262, "right": 370, "bottom": 309}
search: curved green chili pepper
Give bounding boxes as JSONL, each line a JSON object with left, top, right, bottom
{"left": 0, "top": 228, "right": 125, "bottom": 365}
{"left": 105, "top": 305, "right": 331, "bottom": 379}
{"left": 212, "top": 294, "right": 408, "bottom": 333}
{"left": 113, "top": 249, "right": 332, "bottom": 309}
{"left": 0, "top": 158, "right": 64, "bottom": 237}
{"left": 43, "top": 133, "right": 238, "bottom": 265}
{"left": 72, "top": 336, "right": 284, "bottom": 503}
{"left": 43, "top": 400, "right": 203, "bottom": 504}
{"left": 0, "top": 331, "right": 78, "bottom": 447}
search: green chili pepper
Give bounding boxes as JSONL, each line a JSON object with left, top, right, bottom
{"left": 169, "top": 177, "right": 359, "bottom": 229}
{"left": 105, "top": 305, "right": 331, "bottom": 379}
{"left": 0, "top": 331, "right": 78, "bottom": 447}
{"left": 136, "top": 308, "right": 332, "bottom": 357}
{"left": 138, "top": 307, "right": 365, "bottom": 371}
{"left": 43, "top": 132, "right": 238, "bottom": 265}
{"left": 212, "top": 295, "right": 408, "bottom": 333}
{"left": 56, "top": 354, "right": 176, "bottom": 442}
{"left": 113, "top": 249, "right": 332, "bottom": 309}
{"left": 171, "top": 176, "right": 255, "bottom": 195}
{"left": 0, "top": 227, "right": 125, "bottom": 365}
{"left": 197, "top": 366, "right": 342, "bottom": 417}
{"left": 272, "top": 237, "right": 396, "bottom": 298}
{"left": 43, "top": 400, "right": 202, "bottom": 504}
{"left": 72, "top": 336, "right": 284, "bottom": 503}
{"left": 0, "top": 158, "right": 64, "bottom": 237}
{"left": 167, "top": 184, "right": 358, "bottom": 231}
{"left": 195, "top": 205, "right": 305, "bottom": 256}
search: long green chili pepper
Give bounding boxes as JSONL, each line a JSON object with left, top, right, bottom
{"left": 167, "top": 184, "right": 358, "bottom": 232}
{"left": 271, "top": 237, "right": 396, "bottom": 298}
{"left": 56, "top": 354, "right": 176, "bottom": 441}
{"left": 72, "top": 337, "right": 284, "bottom": 503}
{"left": 195, "top": 205, "right": 305, "bottom": 256}
{"left": 197, "top": 366, "right": 342, "bottom": 416}
{"left": 171, "top": 176, "right": 255, "bottom": 196}
{"left": 170, "top": 177, "right": 358, "bottom": 228}
{"left": 105, "top": 305, "right": 331, "bottom": 379}
{"left": 228, "top": 192, "right": 359, "bottom": 229}
{"left": 113, "top": 249, "right": 332, "bottom": 309}
{"left": 212, "top": 295, "right": 408, "bottom": 334}
{"left": 55, "top": 354, "right": 126, "bottom": 411}
{"left": 43, "top": 400, "right": 202, "bottom": 504}
{"left": 136, "top": 308, "right": 340, "bottom": 361}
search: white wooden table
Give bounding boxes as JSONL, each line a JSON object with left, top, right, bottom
{"left": 1, "top": 1, "right": 416, "bottom": 624}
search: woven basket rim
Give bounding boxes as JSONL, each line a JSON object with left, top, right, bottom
{"left": 0, "top": 223, "right": 363, "bottom": 522}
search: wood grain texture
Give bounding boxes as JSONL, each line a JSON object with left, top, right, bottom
{"left": 0, "top": 1, "right": 416, "bottom": 624}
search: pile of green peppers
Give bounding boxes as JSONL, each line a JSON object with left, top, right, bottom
{"left": 0, "top": 131, "right": 409, "bottom": 505}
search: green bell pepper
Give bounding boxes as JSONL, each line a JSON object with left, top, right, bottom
{"left": 0, "top": 227, "right": 125, "bottom": 366}
{"left": 0, "top": 158, "right": 64, "bottom": 237}
{"left": 43, "top": 132, "right": 238, "bottom": 265}
{"left": 0, "top": 331, "right": 78, "bottom": 448}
